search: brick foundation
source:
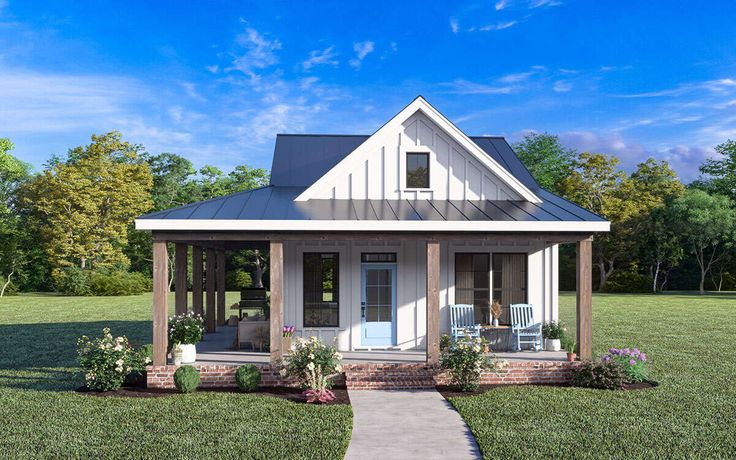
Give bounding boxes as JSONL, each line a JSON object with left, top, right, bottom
{"left": 147, "top": 360, "right": 574, "bottom": 390}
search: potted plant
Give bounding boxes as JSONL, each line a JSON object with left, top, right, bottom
{"left": 168, "top": 313, "right": 205, "bottom": 364}
{"left": 542, "top": 321, "right": 565, "bottom": 351}
{"left": 490, "top": 300, "right": 502, "bottom": 327}
{"left": 562, "top": 336, "right": 576, "bottom": 362}
{"left": 282, "top": 325, "right": 295, "bottom": 352}
{"left": 172, "top": 342, "right": 183, "bottom": 366}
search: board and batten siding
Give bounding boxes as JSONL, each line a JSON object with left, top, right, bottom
{"left": 280, "top": 239, "right": 558, "bottom": 351}
{"left": 314, "top": 112, "right": 522, "bottom": 201}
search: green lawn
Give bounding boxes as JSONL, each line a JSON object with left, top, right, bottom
{"left": 0, "top": 292, "right": 352, "bottom": 459}
{"left": 451, "top": 292, "right": 736, "bottom": 459}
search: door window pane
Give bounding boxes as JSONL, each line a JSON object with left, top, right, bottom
{"left": 455, "top": 253, "right": 490, "bottom": 324}
{"left": 303, "top": 253, "right": 339, "bottom": 327}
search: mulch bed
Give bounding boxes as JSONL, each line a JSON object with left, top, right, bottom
{"left": 437, "top": 380, "right": 659, "bottom": 399}
{"left": 75, "top": 384, "right": 351, "bottom": 405}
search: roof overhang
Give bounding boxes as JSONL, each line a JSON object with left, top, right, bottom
{"left": 135, "top": 218, "right": 610, "bottom": 233}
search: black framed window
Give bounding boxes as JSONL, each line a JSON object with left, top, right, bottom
{"left": 406, "top": 152, "right": 430, "bottom": 188}
{"left": 361, "top": 253, "right": 397, "bottom": 263}
{"left": 492, "top": 253, "right": 527, "bottom": 325}
{"left": 455, "top": 253, "right": 490, "bottom": 325}
{"left": 303, "top": 253, "right": 339, "bottom": 327}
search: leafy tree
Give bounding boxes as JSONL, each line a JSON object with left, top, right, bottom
{"left": 227, "top": 165, "right": 270, "bottom": 193}
{"left": 698, "top": 139, "right": 736, "bottom": 201}
{"left": 670, "top": 189, "right": 735, "bottom": 294}
{"left": 513, "top": 132, "right": 575, "bottom": 193}
{"left": 0, "top": 138, "right": 32, "bottom": 296}
{"left": 143, "top": 152, "right": 196, "bottom": 211}
{"left": 20, "top": 132, "right": 153, "bottom": 278}
{"left": 638, "top": 204, "right": 683, "bottom": 293}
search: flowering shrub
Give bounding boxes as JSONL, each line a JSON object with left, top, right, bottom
{"left": 303, "top": 364, "right": 336, "bottom": 404}
{"left": 602, "top": 348, "right": 649, "bottom": 382}
{"left": 281, "top": 336, "right": 342, "bottom": 389}
{"left": 77, "top": 328, "right": 146, "bottom": 391}
{"left": 542, "top": 321, "right": 566, "bottom": 340}
{"left": 168, "top": 313, "right": 205, "bottom": 345}
{"left": 571, "top": 360, "right": 627, "bottom": 390}
{"left": 440, "top": 335, "right": 493, "bottom": 392}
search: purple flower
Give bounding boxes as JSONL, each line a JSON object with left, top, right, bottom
{"left": 629, "top": 359, "right": 636, "bottom": 366}
{"left": 640, "top": 353, "right": 647, "bottom": 362}
{"left": 623, "top": 348, "right": 630, "bottom": 355}
{"left": 633, "top": 348, "right": 640, "bottom": 355}
{"left": 602, "top": 355, "right": 611, "bottom": 362}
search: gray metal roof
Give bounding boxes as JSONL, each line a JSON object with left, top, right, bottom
{"left": 139, "top": 186, "right": 605, "bottom": 222}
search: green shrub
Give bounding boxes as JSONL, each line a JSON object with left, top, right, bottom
{"left": 542, "top": 321, "right": 566, "bottom": 340}
{"left": 441, "top": 335, "right": 492, "bottom": 392}
{"left": 282, "top": 337, "right": 342, "bottom": 389}
{"left": 604, "top": 271, "right": 651, "bottom": 293}
{"left": 440, "top": 334, "right": 452, "bottom": 351}
{"left": 173, "top": 365, "right": 200, "bottom": 393}
{"left": 88, "top": 270, "right": 151, "bottom": 296}
{"left": 235, "top": 364, "right": 261, "bottom": 392}
{"left": 56, "top": 266, "right": 90, "bottom": 295}
{"left": 77, "top": 328, "right": 137, "bottom": 391}
{"left": 571, "top": 360, "right": 627, "bottom": 390}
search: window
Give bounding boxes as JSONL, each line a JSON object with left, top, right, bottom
{"left": 361, "top": 253, "right": 397, "bottom": 263}
{"left": 455, "top": 253, "right": 490, "bottom": 325}
{"left": 406, "top": 152, "right": 430, "bottom": 188}
{"left": 303, "top": 253, "right": 339, "bottom": 327}
{"left": 492, "top": 253, "right": 527, "bottom": 325}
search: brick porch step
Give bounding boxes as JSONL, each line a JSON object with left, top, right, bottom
{"left": 343, "top": 363, "right": 437, "bottom": 390}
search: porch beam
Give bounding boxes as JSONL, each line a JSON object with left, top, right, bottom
{"left": 205, "top": 248, "right": 216, "bottom": 333}
{"left": 152, "top": 241, "right": 169, "bottom": 366}
{"left": 426, "top": 240, "right": 440, "bottom": 364}
{"left": 174, "top": 243, "right": 188, "bottom": 315}
{"left": 269, "top": 240, "right": 284, "bottom": 364}
{"left": 192, "top": 246, "right": 204, "bottom": 316}
{"left": 152, "top": 231, "right": 598, "bottom": 244}
{"left": 216, "top": 250, "right": 226, "bottom": 326}
{"left": 576, "top": 238, "right": 593, "bottom": 360}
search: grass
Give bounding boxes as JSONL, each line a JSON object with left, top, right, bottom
{"left": 0, "top": 292, "right": 352, "bottom": 459}
{"left": 450, "top": 292, "right": 736, "bottom": 459}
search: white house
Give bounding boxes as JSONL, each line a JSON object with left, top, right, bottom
{"left": 136, "top": 96, "right": 609, "bottom": 367}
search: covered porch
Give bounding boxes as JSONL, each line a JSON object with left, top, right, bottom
{"left": 150, "top": 230, "right": 594, "bottom": 367}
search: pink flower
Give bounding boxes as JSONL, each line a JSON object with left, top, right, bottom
{"left": 629, "top": 359, "right": 636, "bottom": 366}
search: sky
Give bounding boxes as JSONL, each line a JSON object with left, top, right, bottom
{"left": 1, "top": 1, "right": 735, "bottom": 182}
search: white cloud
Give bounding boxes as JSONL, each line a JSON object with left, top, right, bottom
{"left": 553, "top": 80, "right": 572, "bottom": 92}
{"left": 445, "top": 79, "right": 519, "bottom": 95}
{"left": 495, "top": 0, "right": 508, "bottom": 10}
{"left": 206, "top": 65, "right": 219, "bottom": 74}
{"left": 349, "top": 41, "right": 375, "bottom": 69}
{"left": 230, "top": 28, "right": 282, "bottom": 81}
{"left": 499, "top": 71, "right": 534, "bottom": 83}
{"left": 479, "top": 21, "right": 518, "bottom": 31}
{"left": 450, "top": 18, "right": 459, "bottom": 34}
{"left": 302, "top": 46, "right": 338, "bottom": 70}
{"left": 529, "top": 0, "right": 563, "bottom": 8}
{"left": 181, "top": 82, "right": 205, "bottom": 102}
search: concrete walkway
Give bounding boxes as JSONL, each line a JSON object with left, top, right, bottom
{"left": 345, "top": 390, "right": 481, "bottom": 460}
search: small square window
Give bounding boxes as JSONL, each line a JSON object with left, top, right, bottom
{"left": 406, "top": 152, "right": 430, "bottom": 189}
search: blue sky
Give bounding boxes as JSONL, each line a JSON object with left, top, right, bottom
{"left": 1, "top": 0, "right": 735, "bottom": 182}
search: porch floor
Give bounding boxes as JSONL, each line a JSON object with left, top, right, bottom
{"left": 193, "top": 326, "right": 567, "bottom": 365}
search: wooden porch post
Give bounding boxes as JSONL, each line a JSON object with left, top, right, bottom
{"left": 216, "top": 250, "right": 226, "bottom": 326}
{"left": 426, "top": 240, "right": 440, "bottom": 364}
{"left": 269, "top": 240, "right": 284, "bottom": 364}
{"left": 174, "top": 243, "right": 188, "bottom": 315}
{"left": 205, "top": 248, "right": 217, "bottom": 333}
{"left": 152, "top": 240, "right": 169, "bottom": 366}
{"left": 576, "top": 237, "right": 593, "bottom": 360}
{"left": 192, "top": 247, "right": 204, "bottom": 316}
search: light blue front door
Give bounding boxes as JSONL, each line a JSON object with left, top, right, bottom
{"left": 361, "top": 264, "right": 397, "bottom": 346}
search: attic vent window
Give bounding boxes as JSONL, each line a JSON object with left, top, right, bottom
{"left": 406, "top": 152, "right": 430, "bottom": 189}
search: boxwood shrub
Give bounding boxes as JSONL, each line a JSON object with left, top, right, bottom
{"left": 235, "top": 364, "right": 261, "bottom": 392}
{"left": 173, "top": 365, "right": 200, "bottom": 393}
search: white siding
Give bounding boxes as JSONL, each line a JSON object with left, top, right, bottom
{"left": 303, "top": 112, "right": 522, "bottom": 201}
{"left": 281, "top": 238, "right": 558, "bottom": 352}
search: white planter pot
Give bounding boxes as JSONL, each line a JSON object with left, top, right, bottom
{"left": 180, "top": 343, "right": 197, "bottom": 364}
{"left": 545, "top": 338, "right": 561, "bottom": 352}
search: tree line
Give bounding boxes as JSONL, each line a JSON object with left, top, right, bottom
{"left": 0, "top": 130, "right": 734, "bottom": 296}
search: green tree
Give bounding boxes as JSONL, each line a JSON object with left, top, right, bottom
{"left": 638, "top": 204, "right": 683, "bottom": 293}
{"left": 698, "top": 139, "right": 736, "bottom": 201}
{"left": 226, "top": 165, "right": 270, "bottom": 193}
{"left": 20, "top": 132, "right": 153, "bottom": 278}
{"left": 513, "top": 132, "right": 575, "bottom": 193}
{"left": 0, "top": 138, "right": 32, "bottom": 296}
{"left": 670, "top": 189, "right": 735, "bottom": 294}
{"left": 144, "top": 152, "right": 196, "bottom": 211}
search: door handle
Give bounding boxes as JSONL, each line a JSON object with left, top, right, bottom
{"left": 361, "top": 302, "right": 366, "bottom": 318}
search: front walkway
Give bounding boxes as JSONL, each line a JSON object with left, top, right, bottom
{"left": 345, "top": 390, "right": 480, "bottom": 460}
